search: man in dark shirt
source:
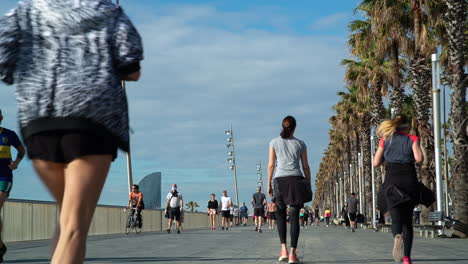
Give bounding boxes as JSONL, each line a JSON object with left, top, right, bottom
{"left": 251, "top": 186, "right": 267, "bottom": 233}
{"left": 347, "top": 192, "right": 359, "bottom": 232}
{"left": 240, "top": 202, "right": 249, "bottom": 226}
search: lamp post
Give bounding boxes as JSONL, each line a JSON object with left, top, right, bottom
{"left": 371, "top": 135, "right": 376, "bottom": 229}
{"left": 256, "top": 162, "right": 263, "bottom": 189}
{"left": 431, "top": 54, "right": 445, "bottom": 227}
{"left": 225, "top": 126, "right": 240, "bottom": 211}
{"left": 358, "top": 152, "right": 363, "bottom": 215}
{"left": 115, "top": 0, "right": 134, "bottom": 193}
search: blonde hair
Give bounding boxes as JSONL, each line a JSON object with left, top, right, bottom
{"left": 376, "top": 114, "right": 408, "bottom": 138}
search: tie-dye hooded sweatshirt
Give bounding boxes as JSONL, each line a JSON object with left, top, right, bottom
{"left": 0, "top": 0, "right": 143, "bottom": 152}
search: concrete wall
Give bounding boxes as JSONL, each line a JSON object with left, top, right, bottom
{"left": 2, "top": 200, "right": 227, "bottom": 242}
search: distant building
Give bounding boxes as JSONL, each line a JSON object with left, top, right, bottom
{"left": 138, "top": 172, "right": 162, "bottom": 209}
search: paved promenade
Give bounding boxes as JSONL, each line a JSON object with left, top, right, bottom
{"left": 5, "top": 225, "right": 468, "bottom": 263}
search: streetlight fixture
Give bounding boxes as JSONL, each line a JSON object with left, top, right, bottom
{"left": 256, "top": 162, "right": 263, "bottom": 189}
{"left": 225, "top": 125, "right": 240, "bottom": 212}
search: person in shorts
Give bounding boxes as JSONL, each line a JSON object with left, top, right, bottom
{"left": 165, "top": 184, "right": 184, "bottom": 234}
{"left": 0, "top": 1, "right": 143, "bottom": 262}
{"left": 240, "top": 202, "right": 249, "bottom": 226}
{"left": 0, "top": 109, "right": 25, "bottom": 261}
{"left": 267, "top": 198, "right": 277, "bottom": 230}
{"left": 347, "top": 192, "right": 359, "bottom": 232}
{"left": 220, "top": 190, "right": 232, "bottom": 230}
{"left": 127, "top": 184, "right": 144, "bottom": 228}
{"left": 252, "top": 186, "right": 267, "bottom": 233}
{"left": 207, "top": 194, "right": 218, "bottom": 230}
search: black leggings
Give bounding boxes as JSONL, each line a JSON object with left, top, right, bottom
{"left": 276, "top": 204, "right": 301, "bottom": 248}
{"left": 390, "top": 203, "right": 414, "bottom": 257}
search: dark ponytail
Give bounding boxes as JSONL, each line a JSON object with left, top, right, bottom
{"left": 280, "top": 116, "right": 297, "bottom": 139}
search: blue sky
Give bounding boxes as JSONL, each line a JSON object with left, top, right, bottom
{"left": 1, "top": 0, "right": 362, "bottom": 209}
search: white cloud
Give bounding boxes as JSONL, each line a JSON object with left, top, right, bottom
{"left": 311, "top": 12, "right": 350, "bottom": 30}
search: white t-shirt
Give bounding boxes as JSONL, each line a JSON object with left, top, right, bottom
{"left": 166, "top": 191, "right": 183, "bottom": 208}
{"left": 221, "top": 196, "right": 232, "bottom": 211}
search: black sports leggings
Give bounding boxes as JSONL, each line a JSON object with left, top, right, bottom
{"left": 390, "top": 203, "right": 414, "bottom": 257}
{"left": 276, "top": 204, "right": 301, "bottom": 248}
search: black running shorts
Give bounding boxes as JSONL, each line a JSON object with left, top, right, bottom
{"left": 25, "top": 130, "right": 117, "bottom": 163}
{"left": 254, "top": 208, "right": 265, "bottom": 217}
{"left": 348, "top": 212, "right": 357, "bottom": 221}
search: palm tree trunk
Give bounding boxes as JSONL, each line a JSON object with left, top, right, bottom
{"left": 360, "top": 114, "right": 372, "bottom": 221}
{"left": 410, "top": 0, "right": 436, "bottom": 224}
{"left": 445, "top": 0, "right": 468, "bottom": 224}
{"left": 390, "top": 39, "right": 404, "bottom": 114}
{"left": 370, "top": 79, "right": 386, "bottom": 190}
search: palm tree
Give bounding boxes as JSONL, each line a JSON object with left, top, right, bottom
{"left": 185, "top": 201, "right": 199, "bottom": 212}
{"left": 444, "top": 0, "right": 468, "bottom": 224}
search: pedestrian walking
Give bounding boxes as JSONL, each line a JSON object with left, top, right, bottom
{"left": 0, "top": 109, "right": 25, "bottom": 262}
{"left": 0, "top": 1, "right": 143, "bottom": 262}
{"left": 374, "top": 114, "right": 423, "bottom": 264}
{"left": 207, "top": 194, "right": 218, "bottom": 230}
{"left": 341, "top": 204, "right": 350, "bottom": 228}
{"left": 220, "top": 190, "right": 232, "bottom": 230}
{"left": 165, "top": 184, "right": 184, "bottom": 234}
{"left": 324, "top": 208, "right": 331, "bottom": 227}
{"left": 267, "top": 116, "right": 311, "bottom": 263}
{"left": 299, "top": 208, "right": 305, "bottom": 228}
{"left": 240, "top": 202, "right": 249, "bottom": 226}
{"left": 303, "top": 208, "right": 309, "bottom": 227}
{"left": 267, "top": 199, "right": 278, "bottom": 230}
{"left": 347, "top": 193, "right": 359, "bottom": 232}
{"left": 252, "top": 186, "right": 267, "bottom": 233}
{"left": 314, "top": 205, "right": 320, "bottom": 226}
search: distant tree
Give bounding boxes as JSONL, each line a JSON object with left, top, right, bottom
{"left": 185, "top": 201, "right": 199, "bottom": 212}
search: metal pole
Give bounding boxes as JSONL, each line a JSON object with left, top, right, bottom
{"left": 230, "top": 125, "right": 240, "bottom": 210}
{"left": 371, "top": 135, "right": 376, "bottom": 229}
{"left": 431, "top": 54, "right": 444, "bottom": 225}
{"left": 442, "top": 83, "right": 450, "bottom": 216}
{"left": 358, "top": 153, "right": 363, "bottom": 214}
{"left": 349, "top": 164, "right": 353, "bottom": 193}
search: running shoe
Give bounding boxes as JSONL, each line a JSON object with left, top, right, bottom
{"left": 226, "top": 227, "right": 228, "bottom": 231}
{"left": 351, "top": 228, "right": 355, "bottom": 232}
{"left": 177, "top": 229, "right": 181, "bottom": 234}
{"left": 278, "top": 249, "right": 288, "bottom": 262}
{"left": 166, "top": 229, "right": 171, "bottom": 234}
{"left": 402, "top": 256, "right": 412, "bottom": 264}
{"left": 255, "top": 227, "right": 258, "bottom": 232}
{"left": 393, "top": 234, "right": 404, "bottom": 262}
{"left": 222, "top": 227, "right": 225, "bottom": 230}
{"left": 258, "top": 229, "right": 262, "bottom": 233}
{"left": 288, "top": 252, "right": 299, "bottom": 264}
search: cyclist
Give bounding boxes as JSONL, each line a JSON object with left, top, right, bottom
{"left": 127, "top": 184, "right": 144, "bottom": 228}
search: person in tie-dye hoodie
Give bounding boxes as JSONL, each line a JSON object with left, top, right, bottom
{"left": 0, "top": 0, "right": 143, "bottom": 262}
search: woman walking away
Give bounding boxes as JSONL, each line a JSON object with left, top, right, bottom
{"left": 374, "top": 115, "right": 423, "bottom": 264}
{"left": 324, "top": 208, "right": 331, "bottom": 227}
{"left": 0, "top": 1, "right": 143, "bottom": 263}
{"left": 268, "top": 116, "right": 311, "bottom": 264}
{"left": 207, "top": 194, "right": 219, "bottom": 230}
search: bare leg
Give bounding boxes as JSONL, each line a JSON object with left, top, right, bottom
{"left": 0, "top": 192, "right": 8, "bottom": 248}
{"left": 49, "top": 155, "right": 112, "bottom": 264}
{"left": 32, "top": 160, "right": 65, "bottom": 253}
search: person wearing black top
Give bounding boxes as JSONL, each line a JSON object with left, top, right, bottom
{"left": 207, "top": 194, "right": 219, "bottom": 231}
{"left": 374, "top": 115, "right": 423, "bottom": 264}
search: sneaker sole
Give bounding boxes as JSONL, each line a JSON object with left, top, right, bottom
{"left": 393, "top": 234, "right": 404, "bottom": 262}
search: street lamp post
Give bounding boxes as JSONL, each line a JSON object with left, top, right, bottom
{"left": 115, "top": 0, "right": 134, "bottom": 193}
{"left": 431, "top": 54, "right": 445, "bottom": 228}
{"left": 358, "top": 152, "right": 363, "bottom": 215}
{"left": 371, "top": 135, "right": 376, "bottom": 229}
{"left": 225, "top": 126, "right": 240, "bottom": 212}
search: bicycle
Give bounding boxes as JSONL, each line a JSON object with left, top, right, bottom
{"left": 125, "top": 207, "right": 143, "bottom": 234}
